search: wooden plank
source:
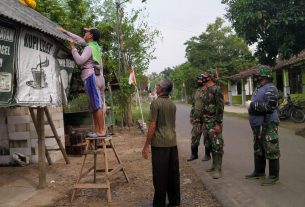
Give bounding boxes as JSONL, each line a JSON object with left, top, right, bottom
{"left": 106, "top": 164, "right": 123, "bottom": 179}
{"left": 110, "top": 140, "right": 129, "bottom": 182}
{"left": 44, "top": 107, "right": 70, "bottom": 164}
{"left": 103, "top": 140, "right": 112, "bottom": 202}
{"left": 37, "top": 107, "right": 46, "bottom": 189}
{"left": 29, "top": 108, "right": 52, "bottom": 165}
{"left": 46, "top": 148, "right": 61, "bottom": 151}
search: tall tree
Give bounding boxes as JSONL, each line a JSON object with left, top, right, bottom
{"left": 222, "top": 0, "right": 305, "bottom": 65}
{"left": 185, "top": 17, "right": 256, "bottom": 77}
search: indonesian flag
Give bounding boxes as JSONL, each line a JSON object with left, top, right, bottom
{"left": 128, "top": 67, "right": 137, "bottom": 84}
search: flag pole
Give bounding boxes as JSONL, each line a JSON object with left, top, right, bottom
{"left": 130, "top": 66, "right": 146, "bottom": 130}
{"left": 135, "top": 85, "right": 145, "bottom": 126}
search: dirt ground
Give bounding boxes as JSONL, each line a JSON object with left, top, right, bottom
{"left": 3, "top": 127, "right": 221, "bottom": 207}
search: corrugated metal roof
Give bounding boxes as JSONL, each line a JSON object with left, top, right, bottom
{"left": 227, "top": 66, "right": 261, "bottom": 81}
{"left": 273, "top": 50, "right": 305, "bottom": 71}
{"left": 0, "top": 0, "right": 68, "bottom": 41}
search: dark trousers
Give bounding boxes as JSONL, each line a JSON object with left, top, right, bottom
{"left": 151, "top": 146, "right": 180, "bottom": 207}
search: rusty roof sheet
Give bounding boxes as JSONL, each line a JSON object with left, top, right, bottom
{"left": 0, "top": 0, "right": 68, "bottom": 41}
{"left": 227, "top": 66, "right": 260, "bottom": 81}
{"left": 273, "top": 50, "right": 305, "bottom": 71}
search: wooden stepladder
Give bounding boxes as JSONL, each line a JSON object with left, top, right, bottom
{"left": 71, "top": 136, "right": 129, "bottom": 202}
{"left": 29, "top": 107, "right": 70, "bottom": 165}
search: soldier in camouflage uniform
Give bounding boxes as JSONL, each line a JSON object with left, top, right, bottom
{"left": 245, "top": 66, "right": 280, "bottom": 186}
{"left": 201, "top": 68, "right": 224, "bottom": 179}
{"left": 187, "top": 75, "right": 211, "bottom": 162}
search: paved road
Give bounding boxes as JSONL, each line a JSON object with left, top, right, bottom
{"left": 175, "top": 103, "right": 305, "bottom": 207}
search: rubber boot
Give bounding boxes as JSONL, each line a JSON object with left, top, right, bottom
{"left": 202, "top": 147, "right": 211, "bottom": 161}
{"left": 212, "top": 153, "right": 223, "bottom": 179}
{"left": 206, "top": 153, "right": 215, "bottom": 172}
{"left": 245, "top": 155, "right": 266, "bottom": 179}
{"left": 187, "top": 146, "right": 198, "bottom": 162}
{"left": 261, "top": 159, "right": 279, "bottom": 186}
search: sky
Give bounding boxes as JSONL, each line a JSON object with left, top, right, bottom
{"left": 126, "top": 0, "right": 227, "bottom": 74}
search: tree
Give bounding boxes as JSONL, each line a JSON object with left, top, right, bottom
{"left": 222, "top": 0, "right": 305, "bottom": 65}
{"left": 185, "top": 17, "right": 256, "bottom": 77}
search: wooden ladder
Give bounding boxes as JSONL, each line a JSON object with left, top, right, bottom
{"left": 71, "top": 136, "right": 129, "bottom": 202}
{"left": 29, "top": 107, "right": 70, "bottom": 165}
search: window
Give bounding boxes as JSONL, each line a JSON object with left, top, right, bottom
{"left": 289, "top": 69, "right": 302, "bottom": 94}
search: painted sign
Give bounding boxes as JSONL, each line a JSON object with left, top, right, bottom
{"left": 0, "top": 25, "right": 15, "bottom": 104}
{"left": 57, "top": 58, "right": 75, "bottom": 97}
{"left": 15, "top": 28, "right": 62, "bottom": 105}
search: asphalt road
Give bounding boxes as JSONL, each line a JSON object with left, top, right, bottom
{"left": 175, "top": 103, "right": 305, "bottom": 207}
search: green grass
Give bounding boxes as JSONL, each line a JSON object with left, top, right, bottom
{"left": 64, "top": 93, "right": 89, "bottom": 113}
{"left": 132, "top": 101, "right": 150, "bottom": 122}
{"left": 224, "top": 111, "right": 249, "bottom": 119}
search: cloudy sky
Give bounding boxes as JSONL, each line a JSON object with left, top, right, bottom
{"left": 126, "top": 0, "right": 227, "bottom": 74}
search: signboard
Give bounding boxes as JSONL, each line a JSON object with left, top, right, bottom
{"left": 15, "top": 28, "right": 61, "bottom": 105}
{"left": 57, "top": 58, "right": 75, "bottom": 97}
{"left": 0, "top": 25, "right": 15, "bottom": 104}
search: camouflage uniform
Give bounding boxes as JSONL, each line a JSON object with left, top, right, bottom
{"left": 251, "top": 122, "right": 280, "bottom": 160}
{"left": 201, "top": 84, "right": 224, "bottom": 155}
{"left": 190, "top": 87, "right": 204, "bottom": 147}
{"left": 246, "top": 67, "right": 280, "bottom": 186}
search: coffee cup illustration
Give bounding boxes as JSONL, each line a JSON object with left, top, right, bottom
{"left": 26, "top": 57, "right": 49, "bottom": 89}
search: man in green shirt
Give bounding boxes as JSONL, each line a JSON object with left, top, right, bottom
{"left": 142, "top": 80, "right": 180, "bottom": 207}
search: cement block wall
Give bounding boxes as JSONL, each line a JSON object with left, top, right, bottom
{"left": 0, "top": 106, "right": 65, "bottom": 164}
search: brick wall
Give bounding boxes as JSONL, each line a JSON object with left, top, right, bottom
{"left": 1, "top": 106, "right": 66, "bottom": 164}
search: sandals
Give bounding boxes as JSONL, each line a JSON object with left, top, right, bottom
{"left": 87, "top": 132, "right": 108, "bottom": 138}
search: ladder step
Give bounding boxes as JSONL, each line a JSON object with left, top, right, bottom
{"left": 46, "top": 148, "right": 61, "bottom": 151}
{"left": 45, "top": 136, "right": 56, "bottom": 139}
{"left": 72, "top": 143, "right": 87, "bottom": 147}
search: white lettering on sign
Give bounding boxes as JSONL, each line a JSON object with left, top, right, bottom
{"left": 0, "top": 26, "right": 14, "bottom": 42}
{"left": 65, "top": 59, "right": 75, "bottom": 68}
{"left": 58, "top": 59, "right": 65, "bottom": 67}
{"left": 0, "top": 45, "right": 10, "bottom": 55}
{"left": 57, "top": 59, "right": 75, "bottom": 68}
{"left": 24, "top": 33, "right": 53, "bottom": 54}
{"left": 0, "top": 58, "right": 2, "bottom": 68}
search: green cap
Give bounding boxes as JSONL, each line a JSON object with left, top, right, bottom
{"left": 257, "top": 67, "right": 272, "bottom": 78}
{"left": 203, "top": 68, "right": 218, "bottom": 79}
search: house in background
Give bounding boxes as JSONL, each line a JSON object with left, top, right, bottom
{"left": 273, "top": 50, "right": 305, "bottom": 100}
{"left": 226, "top": 66, "right": 258, "bottom": 105}
{"left": 226, "top": 50, "right": 305, "bottom": 106}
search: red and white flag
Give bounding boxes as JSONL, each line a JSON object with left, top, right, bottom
{"left": 128, "top": 67, "right": 137, "bottom": 84}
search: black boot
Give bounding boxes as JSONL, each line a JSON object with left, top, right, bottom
{"left": 202, "top": 147, "right": 211, "bottom": 161}
{"left": 212, "top": 153, "right": 223, "bottom": 179}
{"left": 245, "top": 155, "right": 266, "bottom": 179}
{"left": 187, "top": 146, "right": 198, "bottom": 161}
{"left": 261, "top": 159, "right": 279, "bottom": 186}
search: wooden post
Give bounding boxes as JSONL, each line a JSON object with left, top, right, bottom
{"left": 37, "top": 107, "right": 46, "bottom": 189}
{"left": 29, "top": 107, "right": 52, "bottom": 165}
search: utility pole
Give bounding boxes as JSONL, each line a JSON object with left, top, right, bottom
{"left": 115, "top": 0, "right": 147, "bottom": 77}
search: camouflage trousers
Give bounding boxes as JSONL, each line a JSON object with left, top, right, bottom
{"left": 191, "top": 122, "right": 203, "bottom": 147}
{"left": 251, "top": 122, "right": 280, "bottom": 160}
{"left": 202, "top": 121, "right": 224, "bottom": 154}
